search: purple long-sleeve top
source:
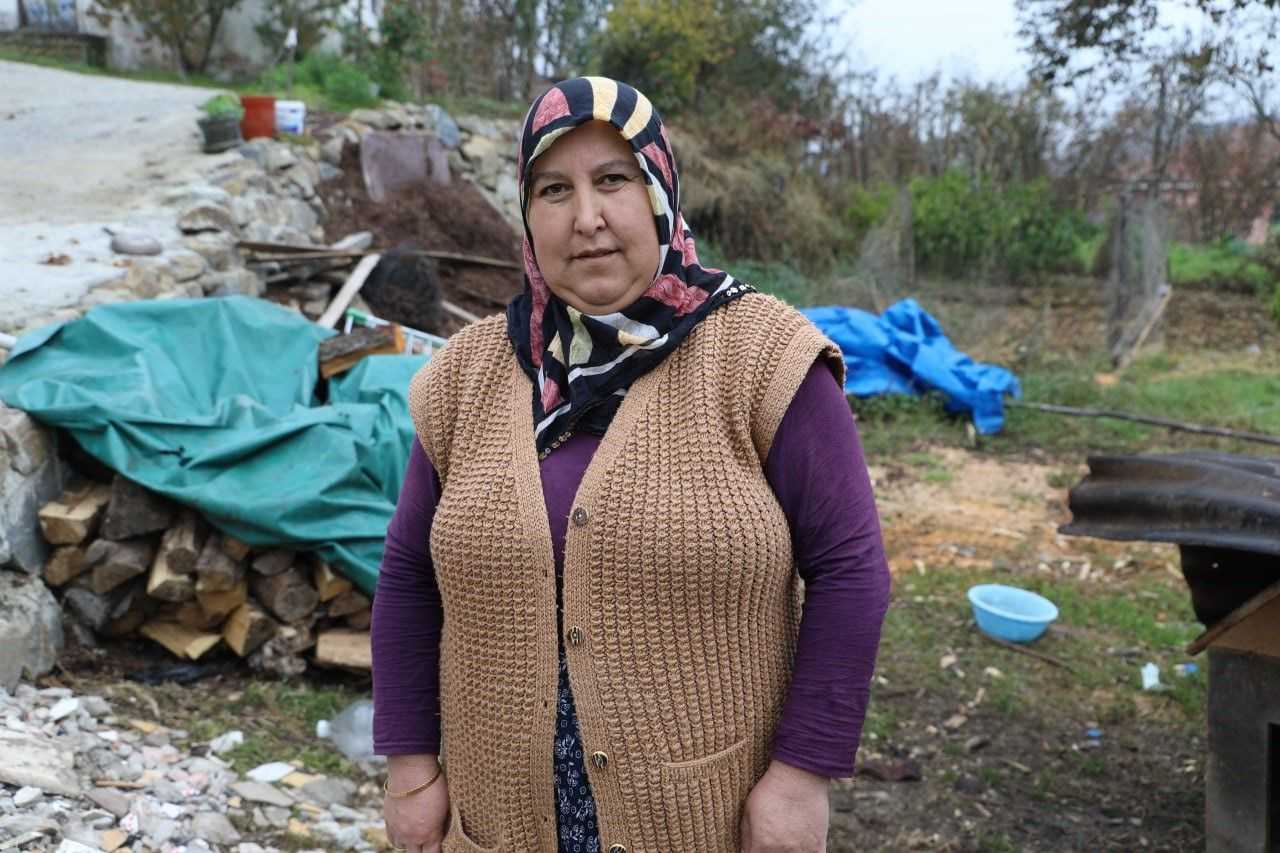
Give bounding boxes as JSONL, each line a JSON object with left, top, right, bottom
{"left": 372, "top": 361, "right": 890, "bottom": 778}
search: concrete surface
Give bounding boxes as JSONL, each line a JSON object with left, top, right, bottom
{"left": 0, "top": 60, "right": 236, "bottom": 334}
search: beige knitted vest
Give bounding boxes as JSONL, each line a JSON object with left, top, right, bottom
{"left": 408, "top": 293, "right": 843, "bottom": 853}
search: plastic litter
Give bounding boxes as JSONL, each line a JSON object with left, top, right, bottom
{"left": 1085, "top": 727, "right": 1102, "bottom": 739}
{"left": 1174, "top": 662, "right": 1199, "bottom": 677}
{"left": 1140, "top": 662, "right": 1167, "bottom": 691}
{"left": 316, "top": 698, "right": 375, "bottom": 762}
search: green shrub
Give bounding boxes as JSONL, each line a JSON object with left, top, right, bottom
{"left": 201, "top": 93, "right": 243, "bottom": 119}
{"left": 1168, "top": 239, "right": 1272, "bottom": 293}
{"left": 258, "top": 51, "right": 378, "bottom": 110}
{"left": 843, "top": 183, "right": 895, "bottom": 242}
{"left": 909, "top": 169, "right": 1092, "bottom": 285}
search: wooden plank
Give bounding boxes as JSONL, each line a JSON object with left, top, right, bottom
{"left": 38, "top": 483, "right": 111, "bottom": 545}
{"left": 317, "top": 253, "right": 381, "bottom": 328}
{"left": 252, "top": 547, "right": 295, "bottom": 577}
{"left": 196, "top": 576, "right": 248, "bottom": 622}
{"left": 222, "top": 603, "right": 277, "bottom": 656}
{"left": 195, "top": 534, "right": 245, "bottom": 592}
{"left": 310, "top": 558, "right": 352, "bottom": 602}
{"left": 87, "top": 538, "right": 156, "bottom": 595}
{"left": 314, "top": 629, "right": 371, "bottom": 669}
{"left": 101, "top": 475, "right": 173, "bottom": 540}
{"left": 252, "top": 568, "right": 319, "bottom": 623}
{"left": 138, "top": 620, "right": 221, "bottom": 660}
{"left": 324, "top": 589, "right": 370, "bottom": 618}
{"left": 1187, "top": 579, "right": 1280, "bottom": 655}
{"left": 157, "top": 600, "right": 224, "bottom": 632}
{"left": 146, "top": 540, "right": 195, "bottom": 602}
{"left": 157, "top": 510, "right": 205, "bottom": 575}
{"left": 318, "top": 324, "right": 405, "bottom": 378}
{"left": 43, "top": 545, "right": 89, "bottom": 587}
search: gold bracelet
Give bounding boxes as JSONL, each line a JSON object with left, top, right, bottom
{"left": 383, "top": 765, "right": 442, "bottom": 798}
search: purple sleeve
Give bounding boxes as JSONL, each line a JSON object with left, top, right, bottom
{"left": 371, "top": 440, "right": 443, "bottom": 755}
{"left": 765, "top": 361, "right": 891, "bottom": 778}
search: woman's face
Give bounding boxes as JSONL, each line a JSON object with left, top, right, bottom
{"left": 526, "top": 120, "right": 660, "bottom": 316}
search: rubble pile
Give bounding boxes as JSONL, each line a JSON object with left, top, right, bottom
{"left": 0, "top": 683, "right": 388, "bottom": 851}
{"left": 36, "top": 473, "right": 372, "bottom": 676}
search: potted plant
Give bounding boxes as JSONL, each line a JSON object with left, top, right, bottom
{"left": 198, "top": 94, "right": 244, "bottom": 153}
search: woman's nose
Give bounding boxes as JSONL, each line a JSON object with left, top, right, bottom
{"left": 572, "top": 189, "right": 606, "bottom": 234}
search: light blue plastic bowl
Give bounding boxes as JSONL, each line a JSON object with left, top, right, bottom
{"left": 967, "top": 583, "right": 1059, "bottom": 643}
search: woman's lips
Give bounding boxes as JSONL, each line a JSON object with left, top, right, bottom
{"left": 574, "top": 249, "right": 615, "bottom": 260}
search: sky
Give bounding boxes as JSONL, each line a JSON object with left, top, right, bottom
{"left": 831, "top": 0, "right": 1032, "bottom": 85}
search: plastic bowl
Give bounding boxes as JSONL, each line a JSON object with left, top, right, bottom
{"left": 967, "top": 583, "right": 1059, "bottom": 643}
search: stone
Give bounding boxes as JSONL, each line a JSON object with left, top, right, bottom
{"left": 424, "top": 104, "right": 460, "bottom": 149}
{"left": 178, "top": 202, "right": 240, "bottom": 236}
{"left": 109, "top": 232, "right": 163, "bottom": 256}
{"left": 0, "top": 572, "right": 64, "bottom": 690}
{"left": 296, "top": 776, "right": 354, "bottom": 807}
{"left": 349, "top": 108, "right": 394, "bottom": 129}
{"left": 86, "top": 787, "right": 131, "bottom": 817}
{"left": 12, "top": 785, "right": 41, "bottom": 806}
{"left": 191, "top": 811, "right": 242, "bottom": 845}
{"left": 319, "top": 136, "right": 345, "bottom": 166}
{"left": 164, "top": 185, "right": 233, "bottom": 208}
{"left": 0, "top": 727, "right": 78, "bottom": 795}
{"left": 246, "top": 761, "right": 296, "bottom": 783}
{"left": 47, "top": 696, "right": 79, "bottom": 721}
{"left": 199, "top": 269, "right": 262, "bottom": 298}
{"left": 284, "top": 198, "right": 319, "bottom": 234}
{"left": 231, "top": 194, "right": 288, "bottom": 230}
{"left": 0, "top": 405, "right": 52, "bottom": 477}
{"left": 231, "top": 780, "right": 295, "bottom": 808}
{"left": 179, "top": 233, "right": 239, "bottom": 272}
{"left": 53, "top": 841, "right": 99, "bottom": 853}
{"left": 166, "top": 250, "right": 207, "bottom": 283}
{"left": 331, "top": 231, "right": 373, "bottom": 252}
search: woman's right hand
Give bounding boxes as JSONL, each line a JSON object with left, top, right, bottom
{"left": 384, "top": 754, "right": 450, "bottom": 852}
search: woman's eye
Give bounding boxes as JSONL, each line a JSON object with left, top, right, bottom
{"left": 539, "top": 182, "right": 569, "bottom": 198}
{"left": 600, "top": 173, "right": 630, "bottom": 187}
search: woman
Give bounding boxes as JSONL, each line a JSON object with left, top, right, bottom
{"left": 372, "top": 76, "right": 890, "bottom": 853}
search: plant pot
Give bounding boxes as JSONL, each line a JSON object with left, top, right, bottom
{"left": 197, "top": 114, "right": 243, "bottom": 154}
{"left": 239, "top": 94, "right": 276, "bottom": 141}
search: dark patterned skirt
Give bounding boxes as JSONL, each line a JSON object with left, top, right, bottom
{"left": 554, "top": 650, "right": 601, "bottom": 853}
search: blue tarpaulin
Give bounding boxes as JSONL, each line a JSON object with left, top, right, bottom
{"left": 801, "top": 299, "right": 1021, "bottom": 434}
{"left": 0, "top": 297, "right": 428, "bottom": 594}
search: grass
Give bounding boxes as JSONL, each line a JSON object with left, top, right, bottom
{"left": 1169, "top": 239, "right": 1273, "bottom": 293}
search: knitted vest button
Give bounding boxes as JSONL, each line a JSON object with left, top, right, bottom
{"left": 608, "top": 845, "right": 626, "bottom": 853}
{"left": 590, "top": 751, "right": 608, "bottom": 769}
{"left": 571, "top": 506, "right": 588, "bottom": 525}
{"left": 567, "top": 626, "right": 583, "bottom": 646}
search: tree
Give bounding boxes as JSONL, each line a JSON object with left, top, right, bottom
{"left": 91, "top": 0, "right": 245, "bottom": 75}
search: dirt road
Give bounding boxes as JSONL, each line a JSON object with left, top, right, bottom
{"left": 0, "top": 60, "right": 230, "bottom": 334}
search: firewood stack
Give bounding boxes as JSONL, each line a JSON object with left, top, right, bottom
{"left": 36, "top": 474, "right": 373, "bottom": 674}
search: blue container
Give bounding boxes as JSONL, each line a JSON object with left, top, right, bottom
{"left": 967, "top": 583, "right": 1059, "bottom": 643}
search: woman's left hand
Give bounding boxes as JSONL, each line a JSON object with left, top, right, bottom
{"left": 739, "top": 759, "right": 830, "bottom": 852}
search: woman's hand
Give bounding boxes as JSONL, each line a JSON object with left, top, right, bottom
{"left": 384, "top": 754, "right": 450, "bottom": 853}
{"left": 739, "top": 759, "right": 830, "bottom": 852}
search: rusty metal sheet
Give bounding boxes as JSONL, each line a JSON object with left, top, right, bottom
{"left": 1059, "top": 451, "right": 1280, "bottom": 555}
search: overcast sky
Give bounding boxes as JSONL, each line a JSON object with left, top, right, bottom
{"left": 831, "top": 0, "right": 1032, "bottom": 85}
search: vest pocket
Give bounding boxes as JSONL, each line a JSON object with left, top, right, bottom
{"left": 660, "top": 737, "right": 749, "bottom": 782}
{"left": 443, "top": 799, "right": 504, "bottom": 852}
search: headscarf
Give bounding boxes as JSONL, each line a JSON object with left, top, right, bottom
{"left": 505, "top": 76, "right": 754, "bottom": 458}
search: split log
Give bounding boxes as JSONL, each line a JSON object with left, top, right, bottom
{"left": 138, "top": 620, "right": 221, "bottom": 660}
{"left": 86, "top": 538, "right": 156, "bottom": 595}
{"left": 252, "top": 568, "right": 319, "bottom": 623}
{"left": 252, "top": 547, "right": 295, "bottom": 577}
{"left": 310, "top": 558, "right": 352, "bottom": 602}
{"left": 222, "top": 535, "right": 253, "bottom": 562}
{"left": 195, "top": 534, "right": 245, "bottom": 592}
{"left": 101, "top": 608, "right": 148, "bottom": 638}
{"left": 318, "top": 325, "right": 405, "bottom": 378}
{"left": 101, "top": 476, "right": 173, "bottom": 540}
{"left": 344, "top": 610, "right": 372, "bottom": 631}
{"left": 158, "top": 510, "right": 206, "bottom": 575}
{"left": 38, "top": 483, "right": 111, "bottom": 545}
{"left": 43, "top": 545, "right": 89, "bottom": 587}
{"left": 154, "top": 598, "right": 223, "bottom": 631}
{"left": 146, "top": 543, "right": 195, "bottom": 602}
{"left": 324, "top": 589, "right": 370, "bottom": 618}
{"left": 314, "top": 629, "right": 372, "bottom": 669}
{"left": 196, "top": 576, "right": 248, "bottom": 622}
{"left": 222, "top": 603, "right": 277, "bottom": 656}
{"left": 101, "top": 583, "right": 150, "bottom": 637}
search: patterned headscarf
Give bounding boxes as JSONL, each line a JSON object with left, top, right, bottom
{"left": 506, "top": 76, "right": 753, "bottom": 457}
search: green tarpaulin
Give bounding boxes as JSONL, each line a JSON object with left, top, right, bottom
{"left": 0, "top": 296, "right": 429, "bottom": 594}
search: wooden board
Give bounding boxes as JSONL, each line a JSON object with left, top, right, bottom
{"left": 313, "top": 629, "right": 371, "bottom": 669}
{"left": 222, "top": 603, "right": 277, "bottom": 656}
{"left": 138, "top": 620, "right": 221, "bottom": 660}
{"left": 38, "top": 483, "right": 111, "bottom": 545}
{"left": 318, "top": 325, "right": 405, "bottom": 378}
{"left": 43, "top": 545, "right": 89, "bottom": 587}
{"left": 311, "top": 559, "right": 352, "bottom": 602}
{"left": 1187, "top": 579, "right": 1280, "bottom": 655}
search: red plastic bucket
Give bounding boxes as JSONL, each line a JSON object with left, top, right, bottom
{"left": 239, "top": 94, "right": 276, "bottom": 140}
